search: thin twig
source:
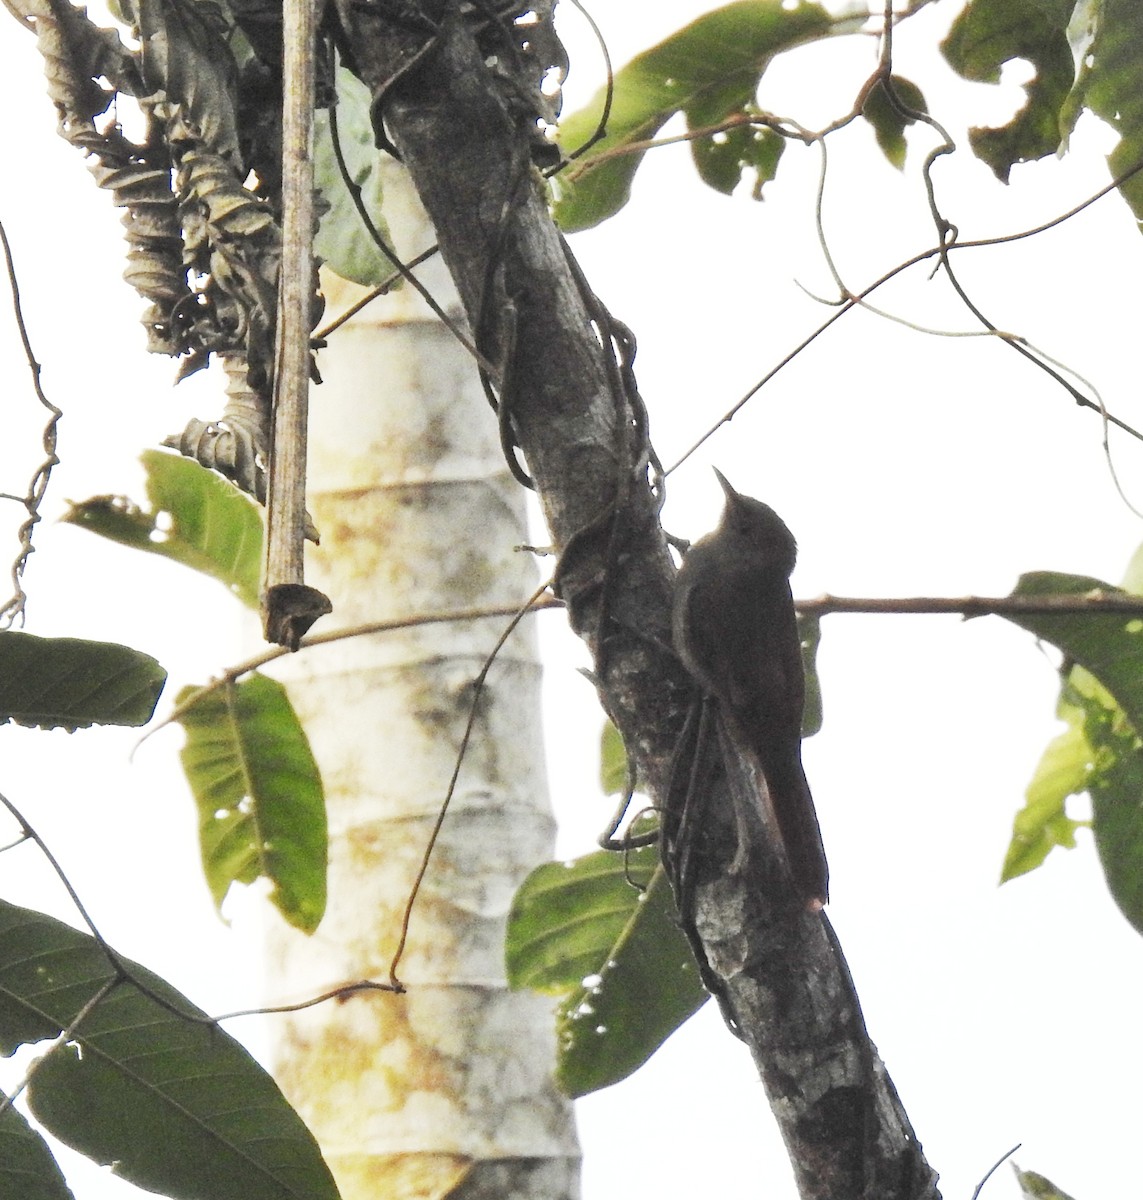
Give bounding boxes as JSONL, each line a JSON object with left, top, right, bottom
{"left": 314, "top": 244, "right": 441, "bottom": 340}
{"left": 552, "top": 0, "right": 614, "bottom": 166}
{"left": 560, "top": 111, "right": 810, "bottom": 180}
{"left": 797, "top": 592, "right": 1143, "bottom": 617}
{"left": 133, "top": 594, "right": 564, "bottom": 752}
{"left": 326, "top": 45, "right": 496, "bottom": 375}
{"left": 0, "top": 217, "right": 63, "bottom": 627}
{"left": 0, "top": 791, "right": 213, "bottom": 1025}
{"left": 665, "top": 159, "right": 1143, "bottom": 476}
{"left": 387, "top": 581, "right": 552, "bottom": 986}
{"left": 0, "top": 791, "right": 405, "bottom": 1034}
{"left": 0, "top": 976, "right": 119, "bottom": 1118}
{"left": 213, "top": 978, "right": 404, "bottom": 1021}
{"left": 971, "top": 1144, "right": 1021, "bottom": 1200}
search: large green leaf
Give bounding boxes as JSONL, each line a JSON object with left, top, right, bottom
{"left": 314, "top": 64, "right": 396, "bottom": 286}
{"left": 0, "top": 1094, "right": 75, "bottom": 1200}
{"left": 63, "top": 449, "right": 263, "bottom": 608}
{"left": 940, "top": 0, "right": 1076, "bottom": 181}
{"left": 506, "top": 849, "right": 707, "bottom": 1097}
{"left": 1001, "top": 572, "right": 1143, "bottom": 929}
{"left": 176, "top": 673, "right": 327, "bottom": 932}
{"left": 1082, "top": 674, "right": 1143, "bottom": 933}
{"left": 0, "top": 900, "right": 339, "bottom": 1200}
{"left": 0, "top": 632, "right": 165, "bottom": 731}
{"left": 1004, "top": 572, "right": 1143, "bottom": 733}
{"left": 552, "top": 0, "right": 836, "bottom": 231}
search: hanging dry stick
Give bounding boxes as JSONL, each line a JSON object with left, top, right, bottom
{"left": 263, "top": 0, "right": 331, "bottom": 648}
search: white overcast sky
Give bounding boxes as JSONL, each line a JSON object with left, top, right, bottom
{"left": 4, "top": 2, "right": 1143, "bottom": 1199}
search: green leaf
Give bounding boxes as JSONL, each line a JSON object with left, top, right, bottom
{"left": 63, "top": 449, "right": 263, "bottom": 608}
{"left": 1015, "top": 1166, "right": 1079, "bottom": 1200}
{"left": 599, "top": 721, "right": 629, "bottom": 795}
{"left": 0, "top": 632, "right": 165, "bottom": 731}
{"left": 691, "top": 121, "right": 784, "bottom": 197}
{"left": 176, "top": 673, "right": 327, "bottom": 932}
{"left": 0, "top": 1094, "right": 75, "bottom": 1200}
{"left": 314, "top": 65, "right": 397, "bottom": 286}
{"left": 798, "top": 613, "right": 823, "bottom": 738}
{"left": 940, "top": 0, "right": 1075, "bottom": 181}
{"left": 1080, "top": 674, "right": 1143, "bottom": 932}
{"left": 0, "top": 900, "right": 340, "bottom": 1200}
{"left": 1064, "top": 0, "right": 1143, "bottom": 229}
{"left": 1004, "top": 572, "right": 1143, "bottom": 735}
{"left": 506, "top": 850, "right": 707, "bottom": 1097}
{"left": 1001, "top": 683, "right": 1087, "bottom": 881}
{"left": 860, "top": 76, "right": 927, "bottom": 170}
{"left": 1001, "top": 571, "right": 1143, "bottom": 929}
{"left": 552, "top": 0, "right": 836, "bottom": 231}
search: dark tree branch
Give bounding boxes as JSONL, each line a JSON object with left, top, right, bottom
{"left": 330, "top": 5, "right": 939, "bottom": 1195}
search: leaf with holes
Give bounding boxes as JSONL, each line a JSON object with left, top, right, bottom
{"left": 940, "top": 0, "right": 1074, "bottom": 181}
{"left": 552, "top": 0, "right": 838, "bottom": 231}
{"left": 0, "top": 900, "right": 340, "bottom": 1200}
{"left": 63, "top": 448, "right": 263, "bottom": 608}
{"left": 1062, "top": 0, "right": 1143, "bottom": 229}
{"left": 0, "top": 632, "right": 165, "bottom": 731}
{"left": 0, "top": 1094, "right": 75, "bottom": 1200}
{"left": 506, "top": 849, "right": 707, "bottom": 1096}
{"left": 176, "top": 673, "right": 327, "bottom": 932}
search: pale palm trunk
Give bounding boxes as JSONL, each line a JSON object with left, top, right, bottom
{"left": 262, "top": 167, "right": 579, "bottom": 1199}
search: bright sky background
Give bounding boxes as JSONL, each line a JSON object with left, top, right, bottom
{"left": 4, "top": 2, "right": 1143, "bottom": 1199}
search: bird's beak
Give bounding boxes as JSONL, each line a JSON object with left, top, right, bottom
{"left": 712, "top": 467, "right": 739, "bottom": 502}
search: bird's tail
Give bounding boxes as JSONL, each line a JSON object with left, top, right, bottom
{"left": 761, "top": 749, "right": 829, "bottom": 909}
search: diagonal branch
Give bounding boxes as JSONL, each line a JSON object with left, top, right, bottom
{"left": 330, "top": 4, "right": 938, "bottom": 1196}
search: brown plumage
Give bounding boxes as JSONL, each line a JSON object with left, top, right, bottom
{"left": 671, "top": 469, "right": 828, "bottom": 908}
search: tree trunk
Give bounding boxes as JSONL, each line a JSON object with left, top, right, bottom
{"left": 329, "top": 7, "right": 940, "bottom": 1197}
{"left": 263, "top": 164, "right": 580, "bottom": 1199}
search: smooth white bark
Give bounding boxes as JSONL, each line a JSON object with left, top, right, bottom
{"left": 263, "top": 166, "right": 579, "bottom": 1198}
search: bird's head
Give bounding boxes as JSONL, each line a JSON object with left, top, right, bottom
{"left": 713, "top": 468, "right": 798, "bottom": 573}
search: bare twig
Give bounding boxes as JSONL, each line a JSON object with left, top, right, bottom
{"left": 213, "top": 978, "right": 404, "bottom": 1021}
{"left": 0, "top": 976, "right": 119, "bottom": 1119}
{"left": 0, "top": 792, "right": 213, "bottom": 1025}
{"left": 0, "top": 217, "right": 63, "bottom": 627}
{"left": 798, "top": 592, "right": 1143, "bottom": 617}
{"left": 326, "top": 49, "right": 495, "bottom": 373}
{"left": 387, "top": 581, "right": 552, "bottom": 986}
{"left": 134, "top": 594, "right": 564, "bottom": 751}
{"left": 971, "top": 1144, "right": 1021, "bottom": 1200}
{"left": 314, "top": 244, "right": 442, "bottom": 339}
{"left": 665, "top": 165, "right": 1143, "bottom": 477}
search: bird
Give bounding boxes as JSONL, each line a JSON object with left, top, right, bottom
{"left": 671, "top": 468, "right": 828, "bottom": 908}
